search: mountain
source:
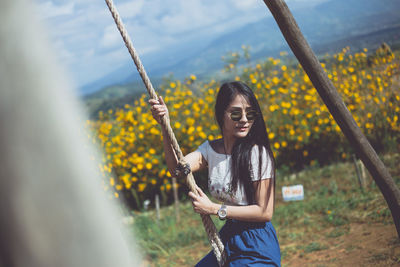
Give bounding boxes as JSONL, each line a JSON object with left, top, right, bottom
{"left": 80, "top": 34, "right": 215, "bottom": 96}
{"left": 161, "top": 0, "right": 400, "bottom": 75}
{"left": 82, "top": 0, "right": 400, "bottom": 109}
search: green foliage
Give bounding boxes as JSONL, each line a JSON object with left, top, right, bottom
{"left": 133, "top": 206, "right": 206, "bottom": 259}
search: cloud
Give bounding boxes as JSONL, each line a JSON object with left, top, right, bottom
{"left": 100, "top": 25, "right": 122, "bottom": 49}
{"left": 231, "top": 0, "right": 260, "bottom": 10}
{"left": 117, "top": 0, "right": 145, "bottom": 19}
{"left": 35, "top": 0, "right": 327, "bottom": 87}
{"left": 37, "top": 1, "right": 75, "bottom": 19}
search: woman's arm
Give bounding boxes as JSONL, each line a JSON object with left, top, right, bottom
{"left": 189, "top": 178, "right": 275, "bottom": 222}
{"left": 149, "top": 97, "right": 207, "bottom": 174}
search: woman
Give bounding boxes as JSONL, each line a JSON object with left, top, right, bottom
{"left": 149, "top": 81, "right": 281, "bottom": 266}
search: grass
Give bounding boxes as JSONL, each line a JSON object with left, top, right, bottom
{"left": 130, "top": 152, "right": 400, "bottom": 266}
{"left": 304, "top": 242, "right": 328, "bottom": 253}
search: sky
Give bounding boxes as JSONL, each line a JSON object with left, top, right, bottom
{"left": 33, "top": 0, "right": 325, "bottom": 88}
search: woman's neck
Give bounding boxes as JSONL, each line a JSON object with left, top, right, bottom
{"left": 222, "top": 135, "right": 236, "bottom": 155}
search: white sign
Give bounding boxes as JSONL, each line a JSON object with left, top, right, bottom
{"left": 282, "top": 184, "right": 304, "bottom": 202}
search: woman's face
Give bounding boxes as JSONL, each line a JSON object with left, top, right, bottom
{"left": 222, "top": 93, "right": 255, "bottom": 140}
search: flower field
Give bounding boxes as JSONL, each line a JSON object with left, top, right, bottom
{"left": 86, "top": 45, "right": 400, "bottom": 209}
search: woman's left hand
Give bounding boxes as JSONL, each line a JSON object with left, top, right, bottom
{"left": 188, "top": 186, "right": 218, "bottom": 215}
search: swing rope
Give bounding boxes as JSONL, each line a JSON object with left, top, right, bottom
{"left": 104, "top": 0, "right": 226, "bottom": 265}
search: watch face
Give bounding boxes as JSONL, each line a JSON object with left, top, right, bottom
{"left": 218, "top": 205, "right": 227, "bottom": 219}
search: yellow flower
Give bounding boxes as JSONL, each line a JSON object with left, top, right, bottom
{"left": 187, "top": 126, "right": 195, "bottom": 134}
{"left": 365, "top": 122, "right": 374, "bottom": 129}
{"left": 268, "top": 132, "right": 275, "bottom": 139}
{"left": 274, "top": 142, "right": 280, "bottom": 149}
{"left": 138, "top": 183, "right": 146, "bottom": 192}
{"left": 114, "top": 158, "right": 121, "bottom": 166}
{"left": 150, "top": 128, "right": 160, "bottom": 135}
{"left": 159, "top": 169, "right": 166, "bottom": 177}
{"left": 304, "top": 95, "right": 312, "bottom": 101}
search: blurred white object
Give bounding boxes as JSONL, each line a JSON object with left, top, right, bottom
{"left": 0, "top": 0, "right": 141, "bottom": 266}
{"left": 282, "top": 184, "right": 304, "bottom": 201}
{"left": 143, "top": 199, "right": 151, "bottom": 211}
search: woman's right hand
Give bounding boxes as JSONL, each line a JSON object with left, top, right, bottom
{"left": 149, "top": 96, "right": 169, "bottom": 124}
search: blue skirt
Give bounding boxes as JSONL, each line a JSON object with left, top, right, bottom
{"left": 195, "top": 219, "right": 281, "bottom": 266}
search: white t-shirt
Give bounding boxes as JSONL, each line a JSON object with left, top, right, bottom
{"left": 195, "top": 141, "right": 273, "bottom": 206}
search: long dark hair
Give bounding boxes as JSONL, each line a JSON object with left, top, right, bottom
{"left": 215, "top": 81, "right": 275, "bottom": 204}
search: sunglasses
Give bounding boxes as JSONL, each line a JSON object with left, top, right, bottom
{"left": 229, "top": 110, "right": 258, "bottom": 122}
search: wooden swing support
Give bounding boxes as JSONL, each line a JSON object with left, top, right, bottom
{"left": 262, "top": 0, "right": 400, "bottom": 238}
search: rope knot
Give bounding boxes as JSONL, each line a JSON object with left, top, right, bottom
{"left": 173, "top": 159, "right": 191, "bottom": 178}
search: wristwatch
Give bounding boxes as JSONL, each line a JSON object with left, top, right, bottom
{"left": 217, "top": 204, "right": 227, "bottom": 220}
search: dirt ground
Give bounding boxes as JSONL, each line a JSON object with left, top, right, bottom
{"left": 281, "top": 222, "right": 399, "bottom": 266}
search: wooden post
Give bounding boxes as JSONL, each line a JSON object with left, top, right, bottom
{"left": 172, "top": 177, "right": 180, "bottom": 222}
{"left": 262, "top": 0, "right": 400, "bottom": 237}
{"left": 359, "top": 159, "right": 368, "bottom": 186}
{"left": 352, "top": 154, "right": 364, "bottom": 190}
{"left": 155, "top": 194, "right": 160, "bottom": 223}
